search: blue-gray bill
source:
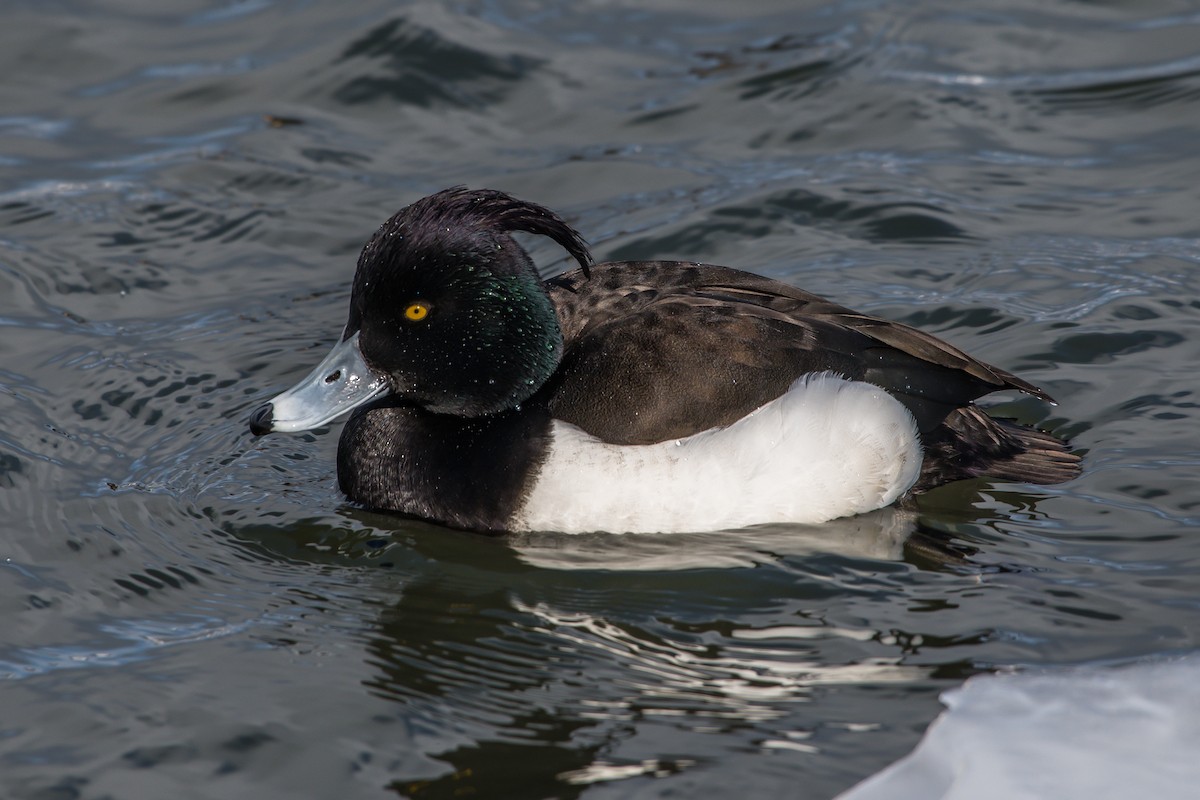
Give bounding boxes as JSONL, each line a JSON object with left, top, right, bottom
{"left": 248, "top": 332, "right": 387, "bottom": 435}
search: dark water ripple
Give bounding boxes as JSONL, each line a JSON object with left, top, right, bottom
{"left": 1, "top": 1, "right": 1199, "bottom": 798}
{"left": 332, "top": 17, "right": 544, "bottom": 108}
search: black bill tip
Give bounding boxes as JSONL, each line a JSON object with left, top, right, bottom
{"left": 248, "top": 402, "right": 274, "bottom": 436}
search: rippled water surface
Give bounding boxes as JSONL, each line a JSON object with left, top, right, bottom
{"left": 2, "top": 1, "right": 1199, "bottom": 798}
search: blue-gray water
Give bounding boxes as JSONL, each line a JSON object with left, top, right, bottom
{"left": 2, "top": 1, "right": 1198, "bottom": 798}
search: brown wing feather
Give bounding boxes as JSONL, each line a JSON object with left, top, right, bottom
{"left": 689, "top": 274, "right": 1051, "bottom": 401}
{"left": 546, "top": 261, "right": 1052, "bottom": 443}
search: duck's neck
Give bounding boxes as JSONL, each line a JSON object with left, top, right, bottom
{"left": 336, "top": 398, "right": 552, "bottom": 532}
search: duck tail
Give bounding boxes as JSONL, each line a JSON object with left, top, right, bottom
{"left": 977, "top": 420, "right": 1083, "bottom": 485}
{"left": 915, "top": 406, "right": 1081, "bottom": 491}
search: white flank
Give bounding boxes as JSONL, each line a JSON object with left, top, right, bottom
{"left": 511, "top": 374, "right": 923, "bottom": 534}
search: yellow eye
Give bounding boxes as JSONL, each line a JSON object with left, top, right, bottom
{"left": 404, "top": 301, "right": 431, "bottom": 322}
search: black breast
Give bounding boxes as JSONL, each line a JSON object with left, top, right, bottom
{"left": 337, "top": 398, "right": 554, "bottom": 532}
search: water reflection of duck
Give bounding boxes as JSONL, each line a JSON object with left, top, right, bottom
{"left": 249, "top": 188, "right": 1079, "bottom": 534}
{"left": 507, "top": 507, "right": 921, "bottom": 570}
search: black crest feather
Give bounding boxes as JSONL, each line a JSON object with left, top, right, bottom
{"left": 403, "top": 186, "right": 594, "bottom": 278}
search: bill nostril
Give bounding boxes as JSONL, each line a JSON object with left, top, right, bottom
{"left": 324, "top": 370, "right": 341, "bottom": 384}
{"left": 248, "top": 402, "right": 274, "bottom": 436}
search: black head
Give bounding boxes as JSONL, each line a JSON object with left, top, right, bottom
{"left": 344, "top": 187, "right": 593, "bottom": 416}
